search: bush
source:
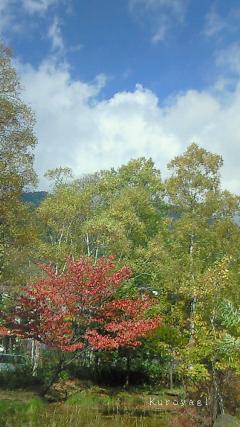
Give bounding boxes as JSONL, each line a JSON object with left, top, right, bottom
{"left": 170, "top": 407, "right": 212, "bottom": 427}
{"left": 0, "top": 365, "right": 41, "bottom": 388}
{"left": 222, "top": 370, "right": 240, "bottom": 415}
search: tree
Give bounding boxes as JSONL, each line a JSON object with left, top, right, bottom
{"left": 136, "top": 144, "right": 240, "bottom": 418}
{"left": 0, "top": 42, "right": 37, "bottom": 293}
{"left": 164, "top": 143, "right": 240, "bottom": 346}
{"left": 36, "top": 158, "right": 165, "bottom": 273}
{"left": 5, "top": 256, "right": 161, "bottom": 352}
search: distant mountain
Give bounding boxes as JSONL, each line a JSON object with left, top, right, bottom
{"left": 22, "top": 191, "right": 48, "bottom": 206}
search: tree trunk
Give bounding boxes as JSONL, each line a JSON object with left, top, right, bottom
{"left": 189, "top": 296, "right": 197, "bottom": 343}
{"left": 211, "top": 362, "right": 225, "bottom": 422}
{"left": 124, "top": 352, "right": 131, "bottom": 388}
{"left": 41, "top": 352, "right": 80, "bottom": 396}
{"left": 94, "top": 351, "right": 100, "bottom": 377}
{"left": 169, "top": 361, "right": 173, "bottom": 389}
{"left": 31, "top": 339, "right": 41, "bottom": 376}
{"left": 41, "top": 355, "right": 65, "bottom": 396}
{"left": 86, "top": 233, "right": 91, "bottom": 257}
{"left": 189, "top": 233, "right": 196, "bottom": 343}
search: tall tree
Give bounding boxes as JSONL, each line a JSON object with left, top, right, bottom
{"left": 138, "top": 144, "right": 240, "bottom": 418}
{"left": 165, "top": 143, "right": 239, "bottom": 341}
{"left": 0, "top": 42, "right": 37, "bottom": 293}
{"left": 37, "top": 158, "right": 165, "bottom": 272}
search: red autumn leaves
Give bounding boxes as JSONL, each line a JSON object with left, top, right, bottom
{"left": 0, "top": 326, "right": 10, "bottom": 337}
{"left": 6, "top": 257, "right": 161, "bottom": 352}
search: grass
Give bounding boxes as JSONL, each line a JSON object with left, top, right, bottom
{"left": 0, "top": 396, "right": 44, "bottom": 427}
{"left": 0, "top": 387, "right": 174, "bottom": 427}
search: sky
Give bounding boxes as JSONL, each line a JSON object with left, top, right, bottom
{"left": 1, "top": 0, "right": 240, "bottom": 192}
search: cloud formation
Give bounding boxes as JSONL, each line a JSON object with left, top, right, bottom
{"left": 48, "top": 16, "right": 64, "bottom": 53}
{"left": 0, "top": 0, "right": 18, "bottom": 35}
{"left": 0, "top": 0, "right": 65, "bottom": 37}
{"left": 17, "top": 58, "right": 240, "bottom": 194}
{"left": 0, "top": 0, "right": 70, "bottom": 63}
{"left": 1, "top": 0, "right": 240, "bottom": 194}
{"left": 203, "top": 6, "right": 225, "bottom": 37}
{"left": 216, "top": 43, "right": 240, "bottom": 75}
{"left": 129, "top": 0, "right": 188, "bottom": 43}
{"left": 204, "top": 4, "right": 240, "bottom": 38}
{"left": 22, "top": 0, "right": 59, "bottom": 14}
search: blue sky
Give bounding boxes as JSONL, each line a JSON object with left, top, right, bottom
{"left": 1, "top": 0, "right": 240, "bottom": 191}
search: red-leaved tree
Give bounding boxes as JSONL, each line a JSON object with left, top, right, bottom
{"left": 6, "top": 256, "right": 161, "bottom": 353}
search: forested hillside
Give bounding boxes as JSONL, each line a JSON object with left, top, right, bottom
{"left": 22, "top": 191, "right": 48, "bottom": 206}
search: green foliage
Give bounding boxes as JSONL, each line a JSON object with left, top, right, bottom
{"left": 1, "top": 35, "right": 240, "bottom": 423}
{"left": 217, "top": 300, "right": 240, "bottom": 333}
{"left": 0, "top": 365, "right": 40, "bottom": 388}
{"left": 1, "top": 115, "right": 240, "bottom": 418}
{"left": 36, "top": 157, "right": 166, "bottom": 274}
{"left": 0, "top": 42, "right": 38, "bottom": 294}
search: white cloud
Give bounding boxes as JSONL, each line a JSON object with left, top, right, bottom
{"left": 22, "top": 0, "right": 58, "bottom": 14}
{"left": 0, "top": 0, "right": 65, "bottom": 38}
{"left": 130, "top": 0, "right": 186, "bottom": 18}
{"left": 17, "top": 58, "right": 240, "bottom": 194}
{"left": 204, "top": 5, "right": 240, "bottom": 38}
{"left": 48, "top": 16, "right": 64, "bottom": 53}
{"left": 216, "top": 43, "right": 240, "bottom": 75}
{"left": 151, "top": 25, "right": 167, "bottom": 44}
{"left": 204, "top": 6, "right": 225, "bottom": 37}
{"left": 0, "top": 1, "right": 76, "bottom": 57}
{"left": 129, "top": 0, "right": 188, "bottom": 44}
{"left": 69, "top": 44, "right": 83, "bottom": 53}
{"left": 18, "top": 60, "right": 179, "bottom": 189}
{"left": 0, "top": 0, "right": 21, "bottom": 35}
{"left": 0, "top": 0, "right": 10, "bottom": 33}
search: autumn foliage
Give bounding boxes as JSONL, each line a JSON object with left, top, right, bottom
{"left": 0, "top": 326, "right": 10, "bottom": 337}
{"left": 6, "top": 256, "right": 160, "bottom": 352}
